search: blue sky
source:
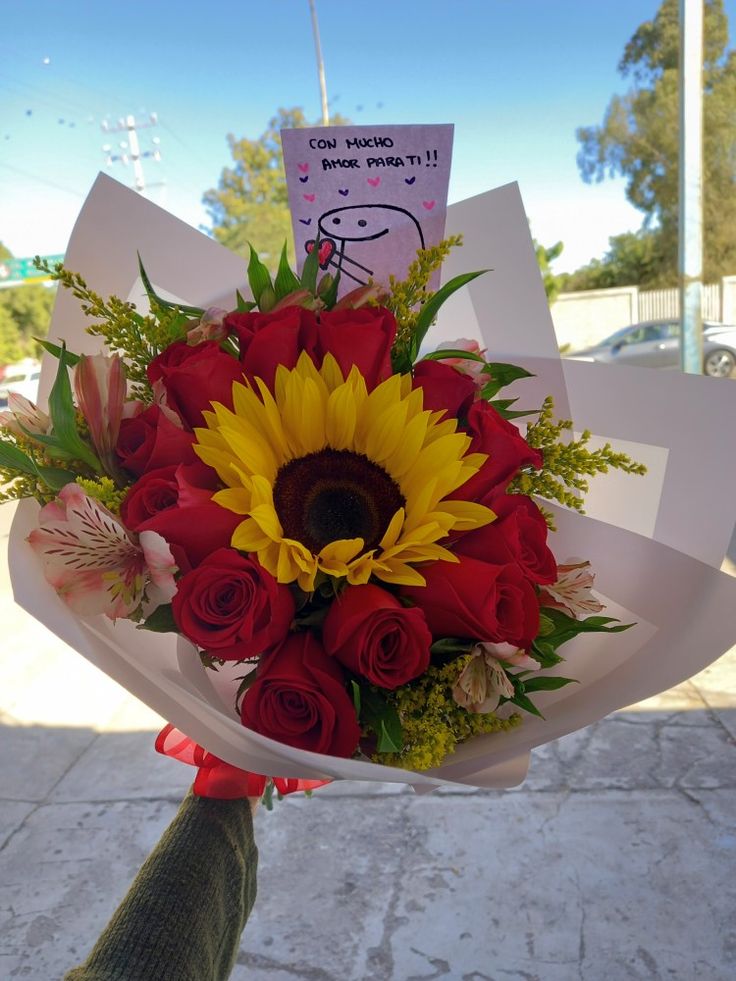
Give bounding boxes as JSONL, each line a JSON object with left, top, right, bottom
{"left": 2, "top": 0, "right": 734, "bottom": 272}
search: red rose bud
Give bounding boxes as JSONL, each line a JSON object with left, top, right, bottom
{"left": 146, "top": 340, "right": 244, "bottom": 430}
{"left": 120, "top": 462, "right": 240, "bottom": 572}
{"left": 322, "top": 583, "right": 431, "bottom": 690}
{"left": 316, "top": 306, "right": 396, "bottom": 389}
{"left": 116, "top": 404, "right": 197, "bottom": 477}
{"left": 450, "top": 400, "right": 543, "bottom": 500}
{"left": 240, "top": 632, "right": 361, "bottom": 758}
{"left": 412, "top": 359, "right": 476, "bottom": 419}
{"left": 332, "top": 284, "right": 389, "bottom": 309}
{"left": 455, "top": 493, "right": 557, "bottom": 586}
{"left": 401, "top": 555, "right": 540, "bottom": 650}
{"left": 172, "top": 548, "right": 295, "bottom": 660}
{"left": 225, "top": 307, "right": 319, "bottom": 390}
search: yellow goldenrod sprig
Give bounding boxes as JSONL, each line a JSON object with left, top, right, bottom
{"left": 379, "top": 655, "right": 521, "bottom": 771}
{"left": 387, "top": 235, "right": 463, "bottom": 359}
{"left": 34, "top": 259, "right": 193, "bottom": 400}
{"left": 509, "top": 395, "right": 647, "bottom": 517}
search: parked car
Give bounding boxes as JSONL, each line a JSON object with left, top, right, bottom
{"left": 566, "top": 320, "right": 736, "bottom": 377}
{"left": 0, "top": 360, "right": 42, "bottom": 408}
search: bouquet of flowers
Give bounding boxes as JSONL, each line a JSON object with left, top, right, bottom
{"left": 5, "top": 171, "right": 736, "bottom": 796}
{"left": 1, "top": 223, "right": 648, "bottom": 786}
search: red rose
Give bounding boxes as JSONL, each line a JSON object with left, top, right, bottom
{"left": 316, "top": 306, "right": 396, "bottom": 389}
{"left": 116, "top": 405, "right": 197, "bottom": 476}
{"left": 225, "top": 307, "right": 318, "bottom": 390}
{"left": 147, "top": 340, "right": 244, "bottom": 430}
{"left": 120, "top": 462, "right": 241, "bottom": 571}
{"left": 455, "top": 494, "right": 557, "bottom": 586}
{"left": 412, "top": 360, "right": 476, "bottom": 418}
{"left": 172, "top": 548, "right": 294, "bottom": 659}
{"left": 451, "top": 400, "right": 543, "bottom": 501}
{"left": 240, "top": 632, "right": 361, "bottom": 757}
{"left": 322, "top": 583, "right": 431, "bottom": 690}
{"left": 401, "top": 555, "right": 540, "bottom": 648}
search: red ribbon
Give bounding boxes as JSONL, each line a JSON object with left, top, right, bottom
{"left": 155, "top": 724, "right": 330, "bottom": 800}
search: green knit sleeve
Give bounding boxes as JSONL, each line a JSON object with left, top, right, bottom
{"left": 64, "top": 791, "right": 258, "bottom": 981}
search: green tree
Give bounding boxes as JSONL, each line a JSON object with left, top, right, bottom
{"left": 559, "top": 229, "right": 668, "bottom": 291}
{"left": 0, "top": 305, "right": 24, "bottom": 365}
{"left": 533, "top": 237, "right": 565, "bottom": 302}
{"left": 577, "top": 0, "right": 736, "bottom": 284}
{"left": 0, "top": 284, "right": 54, "bottom": 362}
{"left": 204, "top": 107, "right": 350, "bottom": 270}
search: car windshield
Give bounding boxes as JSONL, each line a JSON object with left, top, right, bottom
{"left": 599, "top": 326, "right": 636, "bottom": 346}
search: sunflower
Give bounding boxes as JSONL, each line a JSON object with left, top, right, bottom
{"left": 193, "top": 352, "right": 494, "bottom": 591}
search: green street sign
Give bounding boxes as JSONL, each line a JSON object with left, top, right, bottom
{"left": 0, "top": 254, "right": 65, "bottom": 286}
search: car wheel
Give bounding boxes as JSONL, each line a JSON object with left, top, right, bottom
{"left": 703, "top": 349, "right": 736, "bottom": 378}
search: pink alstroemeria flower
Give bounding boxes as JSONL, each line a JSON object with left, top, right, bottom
{"left": 186, "top": 307, "right": 228, "bottom": 345}
{"left": 73, "top": 353, "right": 126, "bottom": 474}
{"left": 477, "top": 640, "right": 540, "bottom": 672}
{"left": 452, "top": 644, "right": 516, "bottom": 714}
{"left": 28, "top": 483, "right": 177, "bottom": 620}
{"left": 435, "top": 338, "right": 488, "bottom": 392}
{"left": 0, "top": 392, "right": 51, "bottom": 440}
{"left": 539, "top": 559, "right": 605, "bottom": 619}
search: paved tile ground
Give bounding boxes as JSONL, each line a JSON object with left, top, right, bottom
{"left": 1, "top": 501, "right": 735, "bottom": 981}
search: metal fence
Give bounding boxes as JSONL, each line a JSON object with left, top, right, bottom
{"left": 638, "top": 283, "right": 721, "bottom": 321}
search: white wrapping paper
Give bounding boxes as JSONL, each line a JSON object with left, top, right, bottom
{"left": 11, "top": 173, "right": 736, "bottom": 790}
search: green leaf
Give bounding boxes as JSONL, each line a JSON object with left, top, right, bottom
{"left": 420, "top": 348, "right": 486, "bottom": 363}
{"left": 488, "top": 399, "right": 538, "bottom": 421}
{"left": 235, "top": 289, "right": 256, "bottom": 312}
{"left": 0, "top": 440, "right": 38, "bottom": 476}
{"left": 412, "top": 270, "right": 488, "bottom": 355}
{"left": 137, "top": 253, "right": 204, "bottom": 317}
{"left": 484, "top": 361, "right": 534, "bottom": 391}
{"left": 361, "top": 687, "right": 404, "bottom": 753}
{"left": 258, "top": 285, "right": 277, "bottom": 312}
{"left": 247, "top": 244, "right": 274, "bottom": 305}
{"left": 300, "top": 238, "right": 320, "bottom": 293}
{"left": 29, "top": 459, "right": 75, "bottom": 490}
{"left": 350, "top": 680, "right": 361, "bottom": 716}
{"left": 274, "top": 242, "right": 302, "bottom": 299}
{"left": 538, "top": 607, "right": 634, "bottom": 653}
{"left": 530, "top": 641, "right": 564, "bottom": 669}
{"left": 138, "top": 603, "right": 178, "bottom": 633}
{"left": 378, "top": 719, "right": 402, "bottom": 753}
{"left": 47, "top": 345, "right": 101, "bottom": 472}
{"left": 35, "top": 338, "right": 81, "bottom": 365}
{"left": 319, "top": 269, "right": 341, "bottom": 308}
{"left": 537, "top": 612, "right": 555, "bottom": 637}
{"left": 522, "top": 675, "right": 577, "bottom": 693}
{"left": 507, "top": 690, "right": 545, "bottom": 719}
{"left": 430, "top": 637, "right": 475, "bottom": 656}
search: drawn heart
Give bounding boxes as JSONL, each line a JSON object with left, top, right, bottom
{"left": 299, "top": 218, "right": 312, "bottom": 226}
{"left": 422, "top": 200, "right": 436, "bottom": 210}
{"left": 367, "top": 177, "right": 381, "bottom": 187}
{"left": 303, "top": 193, "right": 316, "bottom": 202}
{"left": 405, "top": 176, "right": 416, "bottom": 185}
{"left": 298, "top": 163, "right": 309, "bottom": 173}
{"left": 305, "top": 238, "right": 336, "bottom": 270}
{"left": 338, "top": 188, "right": 349, "bottom": 196}
{"left": 299, "top": 175, "right": 309, "bottom": 183}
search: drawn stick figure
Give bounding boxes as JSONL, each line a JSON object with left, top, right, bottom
{"left": 306, "top": 204, "right": 426, "bottom": 285}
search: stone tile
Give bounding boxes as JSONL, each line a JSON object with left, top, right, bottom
{"left": 0, "top": 799, "right": 178, "bottom": 980}
{"left": 0, "top": 724, "right": 96, "bottom": 803}
{"left": 50, "top": 731, "right": 192, "bottom": 803}
{"left": 689, "top": 648, "right": 736, "bottom": 741}
{"left": 0, "top": 800, "right": 36, "bottom": 850}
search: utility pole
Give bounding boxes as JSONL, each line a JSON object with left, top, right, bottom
{"left": 308, "top": 0, "right": 329, "bottom": 126}
{"left": 679, "top": 0, "right": 704, "bottom": 374}
{"left": 102, "top": 113, "right": 163, "bottom": 194}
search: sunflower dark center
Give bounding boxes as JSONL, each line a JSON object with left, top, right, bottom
{"left": 273, "top": 449, "right": 405, "bottom": 554}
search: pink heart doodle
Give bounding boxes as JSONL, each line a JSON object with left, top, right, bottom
{"left": 298, "top": 163, "right": 309, "bottom": 173}
{"left": 305, "top": 238, "right": 336, "bottom": 270}
{"left": 367, "top": 177, "right": 381, "bottom": 187}
{"left": 303, "top": 193, "right": 316, "bottom": 202}
{"left": 422, "top": 200, "right": 436, "bottom": 210}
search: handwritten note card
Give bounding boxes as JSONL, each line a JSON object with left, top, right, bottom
{"left": 282, "top": 124, "right": 453, "bottom": 295}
